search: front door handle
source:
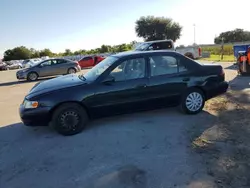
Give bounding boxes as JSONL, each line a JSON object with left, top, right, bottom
{"left": 182, "top": 77, "right": 190, "bottom": 81}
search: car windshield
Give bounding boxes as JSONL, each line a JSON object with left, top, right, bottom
{"left": 134, "top": 43, "right": 151, "bottom": 51}
{"left": 25, "top": 61, "right": 41, "bottom": 68}
{"left": 83, "top": 56, "right": 118, "bottom": 81}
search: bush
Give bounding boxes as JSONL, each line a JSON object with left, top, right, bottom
{"left": 202, "top": 45, "right": 234, "bottom": 55}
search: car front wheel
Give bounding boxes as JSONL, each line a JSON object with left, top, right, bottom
{"left": 51, "top": 103, "right": 88, "bottom": 136}
{"left": 180, "top": 88, "right": 205, "bottom": 114}
{"left": 27, "top": 72, "right": 38, "bottom": 81}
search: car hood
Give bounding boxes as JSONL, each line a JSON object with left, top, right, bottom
{"left": 17, "top": 68, "right": 30, "bottom": 73}
{"left": 27, "top": 74, "right": 86, "bottom": 99}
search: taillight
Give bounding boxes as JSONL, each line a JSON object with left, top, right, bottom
{"left": 198, "top": 47, "right": 202, "bottom": 57}
{"left": 220, "top": 68, "right": 225, "bottom": 81}
{"left": 221, "top": 68, "right": 225, "bottom": 75}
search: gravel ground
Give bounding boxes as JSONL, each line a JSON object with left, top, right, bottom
{"left": 0, "top": 63, "right": 248, "bottom": 188}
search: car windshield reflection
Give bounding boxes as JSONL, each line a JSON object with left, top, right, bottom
{"left": 83, "top": 56, "right": 118, "bottom": 81}
{"left": 134, "top": 43, "right": 151, "bottom": 51}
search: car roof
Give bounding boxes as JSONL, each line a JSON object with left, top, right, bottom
{"left": 142, "top": 39, "right": 174, "bottom": 44}
{"left": 111, "top": 50, "right": 179, "bottom": 58}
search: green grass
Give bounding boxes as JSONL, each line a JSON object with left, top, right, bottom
{"left": 200, "top": 54, "right": 235, "bottom": 62}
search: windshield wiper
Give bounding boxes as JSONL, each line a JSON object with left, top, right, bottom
{"left": 78, "top": 74, "right": 86, "bottom": 81}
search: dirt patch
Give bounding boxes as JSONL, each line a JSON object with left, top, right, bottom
{"left": 191, "top": 92, "right": 250, "bottom": 188}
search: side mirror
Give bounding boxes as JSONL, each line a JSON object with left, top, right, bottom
{"left": 102, "top": 75, "right": 115, "bottom": 84}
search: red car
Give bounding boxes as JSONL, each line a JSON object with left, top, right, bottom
{"left": 78, "top": 55, "right": 105, "bottom": 69}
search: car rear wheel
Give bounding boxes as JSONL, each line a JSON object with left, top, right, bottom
{"left": 180, "top": 88, "right": 205, "bottom": 114}
{"left": 27, "top": 72, "right": 38, "bottom": 81}
{"left": 51, "top": 103, "right": 88, "bottom": 136}
{"left": 68, "top": 68, "right": 76, "bottom": 74}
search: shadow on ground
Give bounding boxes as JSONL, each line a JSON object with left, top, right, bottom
{"left": 229, "top": 75, "right": 250, "bottom": 91}
{"left": 0, "top": 77, "right": 54, "bottom": 87}
{"left": 191, "top": 92, "right": 250, "bottom": 188}
{"left": 0, "top": 108, "right": 218, "bottom": 188}
{"left": 224, "top": 64, "right": 237, "bottom": 70}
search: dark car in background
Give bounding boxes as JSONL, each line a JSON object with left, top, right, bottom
{"left": 19, "top": 51, "right": 228, "bottom": 136}
{"left": 16, "top": 58, "right": 81, "bottom": 81}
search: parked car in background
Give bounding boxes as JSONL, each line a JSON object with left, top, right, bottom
{"left": 0, "top": 62, "right": 8, "bottom": 71}
{"left": 16, "top": 58, "right": 81, "bottom": 81}
{"left": 134, "top": 40, "right": 202, "bottom": 59}
{"left": 19, "top": 50, "right": 228, "bottom": 136}
{"left": 134, "top": 40, "right": 175, "bottom": 51}
{"left": 21, "top": 59, "right": 35, "bottom": 68}
{"left": 78, "top": 55, "right": 105, "bottom": 68}
{"left": 176, "top": 46, "right": 202, "bottom": 59}
{"left": 7, "top": 62, "right": 23, "bottom": 70}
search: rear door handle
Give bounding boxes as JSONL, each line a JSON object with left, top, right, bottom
{"left": 182, "top": 77, "right": 190, "bottom": 81}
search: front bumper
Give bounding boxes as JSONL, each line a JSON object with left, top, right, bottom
{"left": 19, "top": 105, "right": 51, "bottom": 126}
{"left": 16, "top": 72, "right": 26, "bottom": 79}
{"left": 205, "top": 81, "right": 229, "bottom": 100}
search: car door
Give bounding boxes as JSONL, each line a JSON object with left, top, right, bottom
{"left": 53, "top": 59, "right": 68, "bottom": 75}
{"left": 146, "top": 53, "right": 190, "bottom": 107}
{"left": 84, "top": 56, "right": 94, "bottom": 67}
{"left": 37, "top": 60, "right": 54, "bottom": 77}
{"left": 79, "top": 57, "right": 93, "bottom": 68}
{"left": 89, "top": 56, "right": 149, "bottom": 116}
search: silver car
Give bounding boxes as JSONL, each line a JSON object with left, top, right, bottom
{"left": 16, "top": 58, "right": 81, "bottom": 81}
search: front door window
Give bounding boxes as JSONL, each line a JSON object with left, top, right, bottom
{"left": 108, "top": 57, "right": 146, "bottom": 82}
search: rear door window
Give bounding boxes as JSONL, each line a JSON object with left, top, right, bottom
{"left": 83, "top": 57, "right": 92, "bottom": 61}
{"left": 149, "top": 55, "right": 188, "bottom": 76}
{"left": 56, "top": 59, "right": 67, "bottom": 64}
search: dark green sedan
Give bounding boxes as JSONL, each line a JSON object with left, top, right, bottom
{"left": 19, "top": 51, "right": 228, "bottom": 135}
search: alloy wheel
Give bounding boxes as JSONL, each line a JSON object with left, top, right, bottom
{"left": 185, "top": 92, "right": 203, "bottom": 112}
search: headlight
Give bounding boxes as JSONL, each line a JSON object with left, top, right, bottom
{"left": 23, "top": 100, "right": 39, "bottom": 109}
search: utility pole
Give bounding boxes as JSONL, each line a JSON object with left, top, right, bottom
{"left": 221, "top": 37, "right": 224, "bottom": 60}
{"left": 193, "top": 24, "right": 196, "bottom": 45}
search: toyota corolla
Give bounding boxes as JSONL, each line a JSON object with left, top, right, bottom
{"left": 19, "top": 51, "right": 228, "bottom": 136}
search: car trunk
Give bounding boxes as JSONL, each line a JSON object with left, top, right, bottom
{"left": 200, "top": 63, "right": 225, "bottom": 83}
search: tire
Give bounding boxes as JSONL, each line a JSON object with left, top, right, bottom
{"left": 27, "top": 72, "right": 38, "bottom": 81}
{"left": 180, "top": 88, "right": 205, "bottom": 115}
{"left": 67, "top": 68, "right": 76, "bottom": 74}
{"left": 51, "top": 103, "right": 88, "bottom": 136}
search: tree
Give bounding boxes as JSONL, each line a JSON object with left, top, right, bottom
{"left": 135, "top": 16, "right": 182, "bottom": 42}
{"left": 30, "top": 48, "right": 40, "bottom": 58}
{"left": 3, "top": 46, "right": 32, "bottom": 61}
{"left": 73, "top": 49, "right": 87, "bottom": 55}
{"left": 99, "top": 45, "right": 111, "bottom": 53}
{"left": 39, "top": 48, "right": 53, "bottom": 57}
{"left": 214, "top": 28, "right": 250, "bottom": 44}
{"left": 63, "top": 49, "right": 72, "bottom": 56}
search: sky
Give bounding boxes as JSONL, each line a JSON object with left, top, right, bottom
{"left": 1, "top": 0, "right": 250, "bottom": 58}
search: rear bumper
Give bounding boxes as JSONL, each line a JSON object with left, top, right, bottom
{"left": 205, "top": 81, "right": 229, "bottom": 100}
{"left": 19, "top": 105, "right": 51, "bottom": 126}
{"left": 76, "top": 65, "right": 81, "bottom": 72}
